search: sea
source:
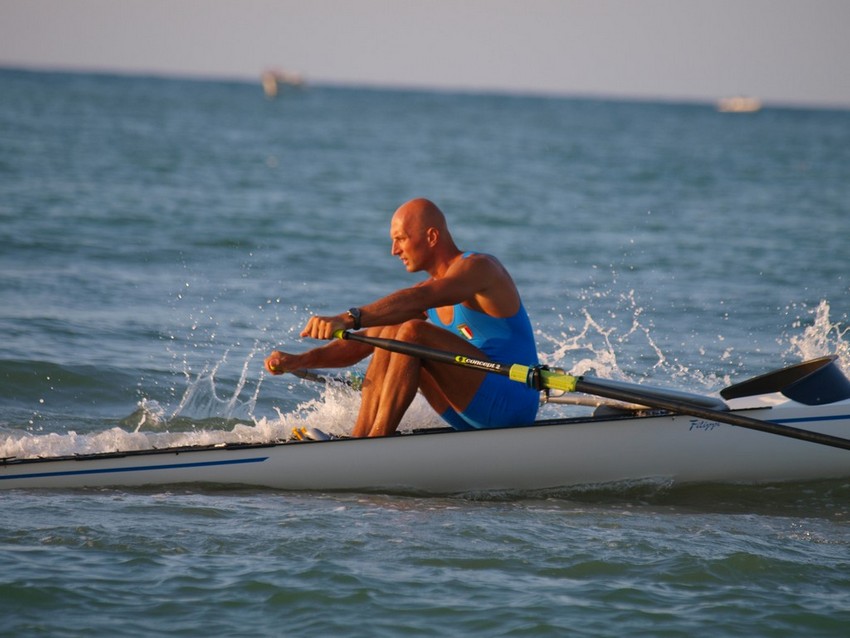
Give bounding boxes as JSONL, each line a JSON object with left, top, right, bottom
{"left": 1, "top": 67, "right": 849, "bottom": 636}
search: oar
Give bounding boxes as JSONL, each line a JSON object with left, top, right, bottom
{"left": 333, "top": 330, "right": 850, "bottom": 451}
{"left": 290, "top": 368, "right": 360, "bottom": 387}
{"left": 290, "top": 368, "right": 331, "bottom": 384}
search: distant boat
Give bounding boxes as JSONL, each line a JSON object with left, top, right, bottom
{"left": 716, "top": 96, "right": 762, "bottom": 113}
{"left": 261, "top": 68, "right": 305, "bottom": 98}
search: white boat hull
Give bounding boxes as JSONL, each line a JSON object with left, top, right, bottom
{"left": 3, "top": 401, "right": 850, "bottom": 493}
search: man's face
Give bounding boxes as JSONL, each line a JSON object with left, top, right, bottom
{"left": 390, "top": 215, "right": 430, "bottom": 273}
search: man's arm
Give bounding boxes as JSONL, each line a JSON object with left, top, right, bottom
{"left": 300, "top": 254, "right": 516, "bottom": 340}
{"left": 265, "top": 338, "right": 374, "bottom": 374}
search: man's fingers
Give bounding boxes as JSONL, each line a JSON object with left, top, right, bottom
{"left": 300, "top": 316, "right": 337, "bottom": 340}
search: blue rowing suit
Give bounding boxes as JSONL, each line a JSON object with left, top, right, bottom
{"left": 426, "top": 254, "right": 540, "bottom": 430}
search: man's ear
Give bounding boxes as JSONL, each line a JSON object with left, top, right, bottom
{"left": 426, "top": 227, "right": 439, "bottom": 247}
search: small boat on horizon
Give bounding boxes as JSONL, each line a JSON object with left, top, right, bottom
{"left": 261, "top": 68, "right": 305, "bottom": 98}
{"left": 717, "top": 95, "right": 762, "bottom": 113}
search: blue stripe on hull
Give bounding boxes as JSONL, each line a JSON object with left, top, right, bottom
{"left": 774, "top": 414, "right": 850, "bottom": 425}
{"left": 0, "top": 456, "right": 269, "bottom": 482}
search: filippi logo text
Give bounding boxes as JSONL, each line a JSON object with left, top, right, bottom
{"left": 689, "top": 419, "right": 722, "bottom": 432}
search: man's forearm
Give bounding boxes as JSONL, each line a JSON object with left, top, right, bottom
{"left": 298, "top": 338, "right": 374, "bottom": 369}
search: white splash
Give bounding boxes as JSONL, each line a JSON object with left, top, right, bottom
{"left": 538, "top": 290, "right": 666, "bottom": 380}
{"left": 536, "top": 297, "right": 848, "bottom": 395}
{"left": 785, "top": 300, "right": 849, "bottom": 370}
{"left": 0, "top": 365, "right": 443, "bottom": 460}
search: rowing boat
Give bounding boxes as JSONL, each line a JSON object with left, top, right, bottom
{"left": 3, "top": 355, "right": 850, "bottom": 493}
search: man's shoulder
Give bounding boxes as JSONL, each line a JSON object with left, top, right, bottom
{"left": 451, "top": 252, "right": 515, "bottom": 293}
{"left": 459, "top": 251, "right": 502, "bottom": 268}
{"left": 464, "top": 252, "right": 511, "bottom": 276}
{"left": 442, "top": 252, "right": 500, "bottom": 278}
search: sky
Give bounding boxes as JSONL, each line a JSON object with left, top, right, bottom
{"left": 2, "top": 0, "right": 850, "bottom": 108}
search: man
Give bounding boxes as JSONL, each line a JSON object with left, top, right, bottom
{"left": 264, "top": 198, "right": 539, "bottom": 437}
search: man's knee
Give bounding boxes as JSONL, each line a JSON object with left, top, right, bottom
{"left": 391, "top": 319, "right": 430, "bottom": 341}
{"left": 377, "top": 319, "right": 473, "bottom": 355}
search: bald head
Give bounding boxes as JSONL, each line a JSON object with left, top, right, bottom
{"left": 390, "top": 198, "right": 459, "bottom": 274}
{"left": 391, "top": 198, "right": 448, "bottom": 235}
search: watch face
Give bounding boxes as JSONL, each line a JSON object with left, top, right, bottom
{"left": 348, "top": 308, "right": 361, "bottom": 328}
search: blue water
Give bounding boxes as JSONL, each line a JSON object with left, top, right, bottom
{"left": 1, "top": 68, "right": 850, "bottom": 636}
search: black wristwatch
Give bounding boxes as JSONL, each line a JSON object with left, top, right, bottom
{"left": 347, "top": 307, "right": 362, "bottom": 330}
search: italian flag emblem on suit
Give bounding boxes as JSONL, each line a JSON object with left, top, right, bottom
{"left": 458, "top": 324, "right": 473, "bottom": 340}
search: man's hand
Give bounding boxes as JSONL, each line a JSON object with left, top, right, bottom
{"left": 300, "top": 314, "right": 349, "bottom": 340}
{"left": 264, "top": 350, "right": 300, "bottom": 374}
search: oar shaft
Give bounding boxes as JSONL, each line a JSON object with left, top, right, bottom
{"left": 348, "top": 333, "right": 504, "bottom": 371}
{"left": 289, "top": 368, "right": 357, "bottom": 387}
{"left": 290, "top": 369, "right": 330, "bottom": 384}
{"left": 334, "top": 330, "right": 561, "bottom": 387}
